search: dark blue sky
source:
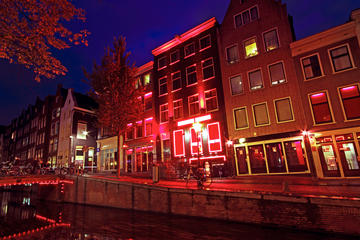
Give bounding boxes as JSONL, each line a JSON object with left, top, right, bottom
{"left": 0, "top": 0, "right": 359, "bottom": 125}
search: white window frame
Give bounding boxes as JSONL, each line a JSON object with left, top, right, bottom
{"left": 199, "top": 34, "right": 211, "bottom": 52}
{"left": 188, "top": 94, "right": 200, "bottom": 116}
{"left": 160, "top": 103, "right": 169, "bottom": 123}
{"left": 173, "top": 99, "right": 183, "bottom": 120}
{"left": 205, "top": 89, "right": 218, "bottom": 113}
{"left": 337, "top": 83, "right": 360, "bottom": 122}
{"left": 171, "top": 71, "right": 182, "bottom": 92}
{"left": 158, "top": 56, "right": 167, "bottom": 70}
{"left": 233, "top": 5, "right": 259, "bottom": 29}
{"left": 202, "top": 57, "right": 215, "bottom": 81}
{"left": 184, "top": 42, "right": 195, "bottom": 58}
{"left": 186, "top": 64, "right": 197, "bottom": 86}
{"left": 170, "top": 50, "right": 180, "bottom": 65}
{"left": 159, "top": 76, "right": 168, "bottom": 96}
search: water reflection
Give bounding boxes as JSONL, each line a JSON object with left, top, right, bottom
{"left": 0, "top": 190, "right": 358, "bottom": 240}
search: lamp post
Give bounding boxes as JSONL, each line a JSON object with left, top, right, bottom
{"left": 192, "top": 122, "right": 202, "bottom": 168}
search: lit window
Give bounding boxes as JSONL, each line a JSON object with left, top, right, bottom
{"left": 253, "top": 102, "right": 270, "bottom": 126}
{"left": 172, "top": 71, "right": 181, "bottom": 91}
{"left": 274, "top": 98, "right": 294, "bottom": 122}
{"left": 339, "top": 85, "right": 360, "bottom": 120}
{"left": 309, "top": 92, "right": 333, "bottom": 124}
{"left": 205, "top": 89, "right": 218, "bottom": 112}
{"left": 234, "top": 107, "right": 248, "bottom": 129}
{"left": 199, "top": 35, "right": 211, "bottom": 50}
{"left": 248, "top": 69, "right": 263, "bottom": 90}
{"left": 184, "top": 42, "right": 195, "bottom": 57}
{"left": 170, "top": 50, "right": 180, "bottom": 64}
{"left": 145, "top": 121, "right": 153, "bottom": 136}
{"left": 158, "top": 56, "right": 167, "bottom": 70}
{"left": 144, "top": 74, "right": 151, "bottom": 85}
{"left": 190, "top": 127, "right": 203, "bottom": 155}
{"left": 202, "top": 58, "right": 214, "bottom": 80}
{"left": 144, "top": 94, "right": 152, "bottom": 111}
{"left": 329, "top": 45, "right": 353, "bottom": 72}
{"left": 226, "top": 45, "right": 239, "bottom": 64}
{"left": 173, "top": 130, "right": 185, "bottom": 157}
{"left": 186, "top": 65, "right": 197, "bottom": 86}
{"left": 76, "top": 123, "right": 87, "bottom": 139}
{"left": 263, "top": 29, "right": 279, "bottom": 51}
{"left": 269, "top": 62, "right": 286, "bottom": 85}
{"left": 301, "top": 54, "right": 322, "bottom": 80}
{"left": 207, "top": 122, "right": 222, "bottom": 153}
{"left": 159, "top": 77, "right": 167, "bottom": 96}
{"left": 244, "top": 38, "right": 258, "bottom": 58}
{"left": 188, "top": 94, "right": 199, "bottom": 116}
{"left": 136, "top": 123, "right": 143, "bottom": 138}
{"left": 160, "top": 104, "right": 169, "bottom": 123}
{"left": 173, "top": 99, "right": 183, "bottom": 120}
{"left": 230, "top": 75, "right": 243, "bottom": 95}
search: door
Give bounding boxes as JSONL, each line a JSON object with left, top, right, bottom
{"left": 318, "top": 144, "right": 341, "bottom": 177}
{"left": 337, "top": 142, "right": 360, "bottom": 177}
{"left": 235, "top": 146, "right": 249, "bottom": 175}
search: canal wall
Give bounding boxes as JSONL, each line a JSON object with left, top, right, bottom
{"left": 37, "top": 176, "right": 360, "bottom": 236}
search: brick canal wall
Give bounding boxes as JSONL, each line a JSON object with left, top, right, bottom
{"left": 37, "top": 176, "right": 360, "bottom": 236}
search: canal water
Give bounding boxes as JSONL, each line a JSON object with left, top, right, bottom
{"left": 0, "top": 189, "right": 357, "bottom": 240}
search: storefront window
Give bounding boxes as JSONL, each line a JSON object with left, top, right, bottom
{"left": 236, "top": 146, "right": 248, "bottom": 174}
{"left": 248, "top": 145, "right": 267, "bottom": 173}
{"left": 265, "top": 142, "right": 286, "bottom": 173}
{"left": 284, "top": 140, "right": 308, "bottom": 172}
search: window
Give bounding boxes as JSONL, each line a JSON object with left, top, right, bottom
{"left": 329, "top": 45, "right": 353, "bottom": 72}
{"left": 205, "top": 89, "right": 218, "bottom": 112}
{"left": 230, "top": 75, "right": 243, "bottom": 95}
{"left": 172, "top": 71, "right": 181, "bottom": 91}
{"left": 263, "top": 29, "right": 279, "bottom": 51}
{"left": 309, "top": 92, "right": 333, "bottom": 124}
{"left": 244, "top": 38, "right": 258, "bottom": 58}
{"left": 170, "top": 50, "right": 180, "bottom": 64}
{"left": 135, "top": 78, "right": 142, "bottom": 89}
{"left": 207, "top": 122, "right": 222, "bottom": 153}
{"left": 188, "top": 94, "right": 199, "bottom": 116}
{"left": 144, "top": 74, "right": 151, "bottom": 85}
{"left": 159, "top": 77, "right": 167, "bottom": 96}
{"left": 136, "top": 123, "right": 143, "bottom": 138}
{"left": 145, "top": 121, "right": 153, "bottom": 136}
{"left": 186, "top": 65, "right": 197, "bottom": 86}
{"left": 274, "top": 97, "right": 294, "bottom": 123}
{"left": 77, "top": 123, "right": 87, "bottom": 139}
{"left": 202, "top": 58, "right": 214, "bottom": 80}
{"left": 269, "top": 62, "right": 286, "bottom": 85}
{"left": 173, "top": 130, "right": 185, "bottom": 157}
{"left": 284, "top": 140, "right": 308, "bottom": 172}
{"left": 158, "top": 56, "right": 167, "bottom": 70}
{"left": 126, "top": 126, "right": 134, "bottom": 140}
{"left": 248, "top": 144, "right": 267, "bottom": 173}
{"left": 234, "top": 107, "right": 248, "bottom": 129}
{"left": 190, "top": 127, "right": 203, "bottom": 155}
{"left": 184, "top": 42, "right": 195, "bottom": 57}
{"left": 160, "top": 104, "right": 169, "bottom": 123}
{"left": 144, "top": 93, "right": 152, "bottom": 111}
{"left": 199, "top": 35, "right": 211, "bottom": 50}
{"left": 338, "top": 85, "right": 360, "bottom": 120}
{"left": 248, "top": 69, "right": 263, "bottom": 90}
{"left": 226, "top": 45, "right": 239, "bottom": 64}
{"left": 234, "top": 6, "right": 259, "bottom": 28}
{"left": 253, "top": 102, "right": 270, "bottom": 126}
{"left": 173, "top": 99, "right": 183, "bottom": 120}
{"left": 301, "top": 54, "right": 322, "bottom": 80}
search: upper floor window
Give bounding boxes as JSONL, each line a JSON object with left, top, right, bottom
{"left": 230, "top": 75, "right": 243, "bottom": 95}
{"left": 159, "top": 77, "right": 168, "bottom": 96}
{"left": 186, "top": 65, "right": 197, "bottom": 86}
{"left": 77, "top": 123, "right": 87, "bottom": 139}
{"left": 199, "top": 35, "right": 211, "bottom": 51}
{"left": 252, "top": 102, "right": 270, "bottom": 127}
{"left": 145, "top": 121, "right": 153, "bottom": 136}
{"left": 263, "top": 29, "right": 279, "bottom": 52}
{"left": 126, "top": 126, "right": 134, "bottom": 140}
{"left": 172, "top": 71, "right": 181, "bottom": 91}
{"left": 234, "top": 107, "right": 249, "bottom": 129}
{"left": 205, "top": 89, "right": 218, "bottom": 112}
{"left": 158, "top": 56, "right": 167, "bottom": 70}
{"left": 135, "top": 77, "right": 142, "bottom": 89}
{"left": 184, "top": 42, "right": 195, "bottom": 57}
{"left": 329, "top": 44, "right": 354, "bottom": 72}
{"left": 144, "top": 74, "right": 151, "bottom": 85}
{"left": 173, "top": 99, "right": 183, "bottom": 120}
{"left": 244, "top": 37, "right": 258, "bottom": 58}
{"left": 301, "top": 54, "right": 323, "bottom": 80}
{"left": 170, "top": 50, "right": 180, "bottom": 64}
{"left": 274, "top": 97, "right": 294, "bottom": 123}
{"left": 202, "top": 58, "right": 214, "bottom": 80}
{"left": 226, "top": 45, "right": 239, "bottom": 64}
{"left": 160, "top": 104, "right": 169, "bottom": 123}
{"left": 269, "top": 62, "right": 286, "bottom": 85}
{"left": 248, "top": 69, "right": 263, "bottom": 90}
{"left": 144, "top": 93, "right": 152, "bottom": 111}
{"left": 136, "top": 122, "right": 143, "bottom": 138}
{"left": 309, "top": 92, "right": 334, "bottom": 125}
{"left": 338, "top": 85, "right": 360, "bottom": 120}
{"left": 188, "top": 94, "right": 200, "bottom": 116}
{"left": 234, "top": 6, "right": 259, "bottom": 28}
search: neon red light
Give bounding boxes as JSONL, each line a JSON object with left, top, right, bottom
{"left": 311, "top": 93, "right": 325, "bottom": 98}
{"left": 177, "top": 118, "right": 194, "bottom": 127}
{"left": 341, "top": 86, "right": 356, "bottom": 91}
{"left": 127, "top": 123, "right": 133, "bottom": 127}
{"left": 173, "top": 129, "right": 185, "bottom": 157}
{"left": 145, "top": 117, "right": 153, "bottom": 122}
{"left": 177, "top": 114, "right": 211, "bottom": 127}
{"left": 136, "top": 120, "right": 143, "bottom": 124}
{"left": 207, "top": 122, "right": 222, "bottom": 153}
{"left": 190, "top": 128, "right": 203, "bottom": 155}
{"left": 195, "top": 114, "right": 211, "bottom": 122}
{"left": 189, "top": 155, "right": 226, "bottom": 163}
{"left": 144, "top": 92, "right": 153, "bottom": 98}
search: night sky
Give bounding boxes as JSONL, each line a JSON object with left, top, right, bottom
{"left": 0, "top": 0, "right": 359, "bottom": 125}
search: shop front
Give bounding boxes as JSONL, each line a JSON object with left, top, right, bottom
{"left": 97, "top": 136, "right": 118, "bottom": 172}
{"left": 125, "top": 145, "right": 154, "bottom": 173}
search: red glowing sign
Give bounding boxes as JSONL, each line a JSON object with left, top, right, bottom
{"left": 207, "top": 122, "right": 222, "bottom": 153}
{"left": 173, "top": 129, "right": 185, "bottom": 157}
{"left": 177, "top": 114, "right": 211, "bottom": 127}
{"left": 190, "top": 128, "right": 203, "bottom": 155}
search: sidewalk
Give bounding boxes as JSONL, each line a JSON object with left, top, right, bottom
{"left": 87, "top": 174, "right": 360, "bottom": 200}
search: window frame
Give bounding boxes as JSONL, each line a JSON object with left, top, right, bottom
{"left": 171, "top": 71, "right": 182, "bottom": 92}
{"left": 186, "top": 64, "right": 198, "bottom": 87}
{"left": 262, "top": 27, "right": 280, "bottom": 52}
{"left": 158, "top": 56, "right": 167, "bottom": 70}
{"left": 337, "top": 83, "right": 360, "bottom": 121}
{"left": 308, "top": 90, "right": 335, "bottom": 126}
{"left": 273, "top": 97, "right": 295, "bottom": 123}
{"left": 199, "top": 34, "right": 211, "bottom": 52}
{"left": 252, "top": 102, "right": 271, "bottom": 127}
{"left": 173, "top": 99, "right": 183, "bottom": 120}
{"left": 158, "top": 76, "right": 168, "bottom": 96}
{"left": 202, "top": 57, "right": 215, "bottom": 81}
{"left": 184, "top": 42, "right": 196, "bottom": 58}
{"left": 233, "top": 106, "right": 249, "bottom": 130}
{"left": 225, "top": 44, "right": 239, "bottom": 64}
{"left": 233, "top": 5, "right": 259, "bottom": 29}
{"left": 268, "top": 61, "right": 287, "bottom": 86}
{"left": 248, "top": 68, "right": 264, "bottom": 91}
{"left": 229, "top": 74, "right": 244, "bottom": 96}
{"left": 300, "top": 53, "right": 324, "bottom": 81}
{"left": 328, "top": 43, "right": 355, "bottom": 73}
{"left": 160, "top": 103, "right": 169, "bottom": 123}
{"left": 243, "top": 36, "right": 259, "bottom": 59}
{"left": 204, "top": 88, "right": 219, "bottom": 113}
{"left": 188, "top": 93, "right": 200, "bottom": 116}
{"left": 170, "top": 50, "right": 180, "bottom": 65}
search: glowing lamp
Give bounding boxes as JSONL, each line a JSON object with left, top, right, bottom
{"left": 192, "top": 122, "right": 202, "bottom": 133}
{"left": 226, "top": 140, "right": 233, "bottom": 146}
{"left": 239, "top": 138, "right": 246, "bottom": 144}
{"left": 302, "top": 131, "right": 309, "bottom": 136}
{"left": 82, "top": 131, "right": 88, "bottom": 136}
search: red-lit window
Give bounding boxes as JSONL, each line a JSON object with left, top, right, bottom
{"left": 339, "top": 85, "right": 360, "bottom": 120}
{"left": 160, "top": 104, "right": 168, "bottom": 123}
{"left": 202, "top": 58, "right": 214, "bottom": 80}
{"left": 207, "top": 122, "right": 222, "bottom": 153}
{"left": 172, "top": 71, "right": 181, "bottom": 91}
{"left": 173, "top": 99, "right": 183, "bottom": 120}
{"left": 309, "top": 92, "right": 333, "bottom": 124}
{"left": 190, "top": 128, "right": 203, "bottom": 155}
{"left": 205, "top": 89, "right": 218, "bottom": 112}
{"left": 173, "top": 130, "right": 185, "bottom": 157}
{"left": 159, "top": 77, "right": 167, "bottom": 96}
{"left": 188, "top": 94, "right": 200, "bottom": 116}
{"left": 145, "top": 121, "right": 152, "bottom": 136}
{"left": 144, "top": 93, "right": 152, "bottom": 111}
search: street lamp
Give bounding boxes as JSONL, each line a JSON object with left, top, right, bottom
{"left": 192, "top": 122, "right": 203, "bottom": 168}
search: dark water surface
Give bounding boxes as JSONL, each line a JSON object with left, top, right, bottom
{"left": 0, "top": 190, "right": 357, "bottom": 240}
